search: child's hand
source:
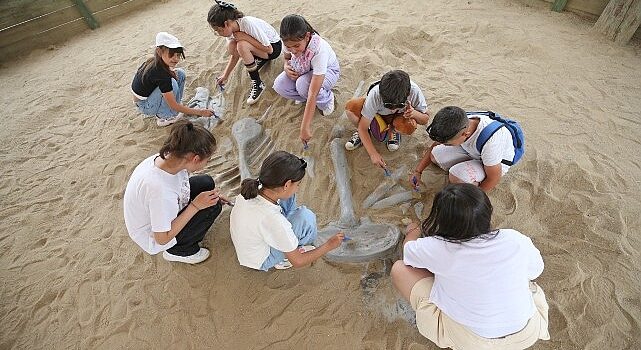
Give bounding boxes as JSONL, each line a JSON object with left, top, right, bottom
{"left": 403, "top": 101, "right": 415, "bottom": 119}
{"left": 198, "top": 109, "right": 214, "bottom": 117}
{"left": 193, "top": 189, "right": 220, "bottom": 210}
{"left": 326, "top": 232, "right": 345, "bottom": 250}
{"left": 370, "top": 152, "right": 386, "bottom": 169}
{"left": 218, "top": 194, "right": 234, "bottom": 206}
{"left": 409, "top": 172, "right": 422, "bottom": 191}
{"left": 215, "top": 75, "right": 228, "bottom": 87}
{"left": 300, "top": 126, "right": 312, "bottom": 145}
{"left": 284, "top": 62, "right": 299, "bottom": 80}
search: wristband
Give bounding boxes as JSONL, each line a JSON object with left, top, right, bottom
{"left": 190, "top": 202, "right": 201, "bottom": 211}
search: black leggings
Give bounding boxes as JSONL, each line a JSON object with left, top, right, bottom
{"left": 166, "top": 174, "right": 222, "bottom": 256}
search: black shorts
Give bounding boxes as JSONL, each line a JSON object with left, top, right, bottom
{"left": 265, "top": 41, "right": 282, "bottom": 60}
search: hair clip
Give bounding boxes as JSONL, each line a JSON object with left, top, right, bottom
{"left": 215, "top": 0, "right": 236, "bottom": 9}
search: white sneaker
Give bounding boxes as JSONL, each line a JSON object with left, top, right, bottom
{"left": 274, "top": 259, "right": 293, "bottom": 270}
{"left": 246, "top": 80, "right": 265, "bottom": 105}
{"left": 387, "top": 132, "right": 401, "bottom": 152}
{"left": 156, "top": 113, "right": 183, "bottom": 127}
{"left": 294, "top": 100, "right": 303, "bottom": 105}
{"left": 162, "top": 248, "right": 210, "bottom": 264}
{"left": 320, "top": 95, "right": 335, "bottom": 116}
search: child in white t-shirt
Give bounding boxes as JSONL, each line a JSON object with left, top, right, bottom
{"left": 411, "top": 106, "right": 516, "bottom": 192}
{"left": 229, "top": 151, "right": 344, "bottom": 270}
{"left": 272, "top": 14, "right": 340, "bottom": 146}
{"left": 207, "top": 0, "right": 282, "bottom": 105}
{"left": 391, "top": 184, "right": 550, "bottom": 349}
{"left": 123, "top": 120, "right": 229, "bottom": 264}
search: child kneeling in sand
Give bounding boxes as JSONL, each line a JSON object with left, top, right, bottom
{"left": 391, "top": 184, "right": 550, "bottom": 349}
{"left": 345, "top": 70, "right": 430, "bottom": 170}
{"left": 272, "top": 15, "right": 340, "bottom": 145}
{"left": 124, "top": 120, "right": 227, "bottom": 264}
{"left": 229, "top": 151, "right": 344, "bottom": 271}
{"left": 131, "top": 32, "right": 214, "bottom": 127}
{"left": 411, "top": 106, "right": 523, "bottom": 192}
{"left": 208, "top": 0, "right": 282, "bottom": 105}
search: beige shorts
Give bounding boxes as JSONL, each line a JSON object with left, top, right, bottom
{"left": 431, "top": 145, "right": 510, "bottom": 183}
{"left": 410, "top": 277, "right": 550, "bottom": 350}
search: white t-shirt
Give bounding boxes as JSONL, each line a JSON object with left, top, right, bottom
{"left": 123, "top": 155, "right": 191, "bottom": 254}
{"left": 361, "top": 81, "right": 428, "bottom": 121}
{"left": 228, "top": 16, "right": 280, "bottom": 46}
{"left": 461, "top": 114, "right": 515, "bottom": 167}
{"left": 229, "top": 194, "right": 299, "bottom": 269}
{"left": 403, "top": 229, "right": 544, "bottom": 338}
{"left": 284, "top": 35, "right": 338, "bottom": 75}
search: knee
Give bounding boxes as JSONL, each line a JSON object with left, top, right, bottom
{"left": 227, "top": 41, "right": 238, "bottom": 56}
{"left": 297, "top": 207, "right": 317, "bottom": 228}
{"left": 295, "top": 79, "right": 310, "bottom": 96}
{"left": 190, "top": 174, "right": 215, "bottom": 192}
{"left": 174, "top": 68, "right": 186, "bottom": 82}
{"left": 272, "top": 73, "right": 289, "bottom": 94}
{"left": 390, "top": 260, "right": 407, "bottom": 282}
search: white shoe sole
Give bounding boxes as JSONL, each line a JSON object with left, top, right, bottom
{"left": 162, "top": 248, "right": 210, "bottom": 264}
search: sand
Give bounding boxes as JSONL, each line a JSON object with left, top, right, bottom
{"left": 1, "top": 0, "right": 640, "bottom": 348}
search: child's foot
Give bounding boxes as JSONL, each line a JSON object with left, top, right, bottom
{"left": 162, "top": 248, "right": 210, "bottom": 264}
{"left": 156, "top": 113, "right": 183, "bottom": 127}
{"left": 387, "top": 132, "right": 401, "bottom": 151}
{"left": 274, "top": 259, "right": 293, "bottom": 270}
{"left": 246, "top": 80, "right": 265, "bottom": 105}
{"left": 320, "top": 94, "right": 335, "bottom": 116}
{"left": 345, "top": 131, "right": 362, "bottom": 150}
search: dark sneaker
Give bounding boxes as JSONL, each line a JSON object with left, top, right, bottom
{"left": 387, "top": 132, "right": 401, "bottom": 151}
{"left": 246, "top": 80, "right": 265, "bottom": 105}
{"left": 345, "top": 131, "right": 362, "bottom": 150}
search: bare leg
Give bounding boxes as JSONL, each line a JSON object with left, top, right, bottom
{"left": 236, "top": 40, "right": 269, "bottom": 64}
{"left": 390, "top": 260, "right": 433, "bottom": 302}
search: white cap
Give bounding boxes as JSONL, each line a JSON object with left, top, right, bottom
{"left": 155, "top": 32, "right": 182, "bottom": 48}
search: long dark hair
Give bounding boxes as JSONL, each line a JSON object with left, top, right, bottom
{"left": 207, "top": 0, "right": 244, "bottom": 28}
{"left": 279, "top": 14, "right": 318, "bottom": 41}
{"left": 240, "top": 151, "right": 306, "bottom": 199}
{"left": 421, "top": 184, "right": 496, "bottom": 242}
{"left": 140, "top": 46, "right": 184, "bottom": 81}
{"left": 159, "top": 120, "right": 217, "bottom": 160}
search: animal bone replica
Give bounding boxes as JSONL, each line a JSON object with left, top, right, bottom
{"left": 231, "top": 105, "right": 315, "bottom": 180}
{"left": 316, "top": 81, "right": 401, "bottom": 263}
{"left": 186, "top": 86, "right": 225, "bottom": 129}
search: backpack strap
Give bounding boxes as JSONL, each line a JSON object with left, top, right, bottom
{"left": 366, "top": 81, "right": 380, "bottom": 96}
{"left": 475, "top": 121, "right": 514, "bottom": 166}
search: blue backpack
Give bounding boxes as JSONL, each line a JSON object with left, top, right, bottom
{"left": 468, "top": 111, "right": 525, "bottom": 166}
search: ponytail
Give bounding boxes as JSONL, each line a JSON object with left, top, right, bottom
{"left": 240, "top": 178, "right": 260, "bottom": 199}
{"left": 159, "top": 120, "right": 217, "bottom": 160}
{"left": 280, "top": 14, "right": 318, "bottom": 41}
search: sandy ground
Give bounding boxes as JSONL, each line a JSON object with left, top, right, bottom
{"left": 1, "top": 0, "right": 641, "bottom": 348}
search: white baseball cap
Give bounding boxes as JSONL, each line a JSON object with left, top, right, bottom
{"left": 155, "top": 32, "right": 182, "bottom": 48}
